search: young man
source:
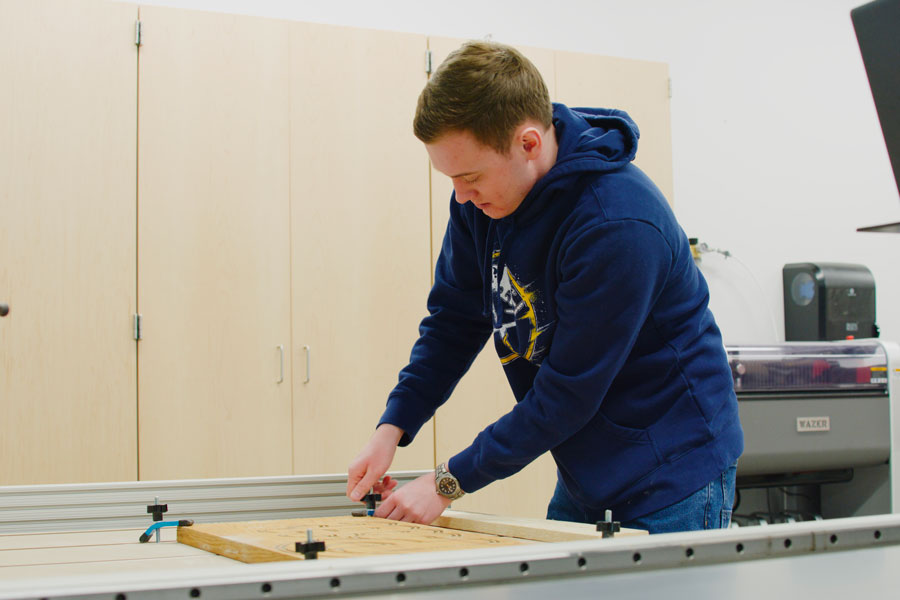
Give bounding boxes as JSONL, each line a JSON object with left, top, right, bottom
{"left": 347, "top": 41, "right": 743, "bottom": 533}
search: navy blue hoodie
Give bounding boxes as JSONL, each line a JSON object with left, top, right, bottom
{"left": 381, "top": 103, "right": 743, "bottom": 521}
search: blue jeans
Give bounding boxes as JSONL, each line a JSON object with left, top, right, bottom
{"left": 547, "top": 463, "right": 737, "bottom": 534}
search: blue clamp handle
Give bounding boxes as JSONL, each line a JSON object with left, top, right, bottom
{"left": 139, "top": 519, "right": 194, "bottom": 543}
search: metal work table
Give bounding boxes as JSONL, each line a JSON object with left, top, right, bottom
{"left": 2, "top": 474, "right": 900, "bottom": 599}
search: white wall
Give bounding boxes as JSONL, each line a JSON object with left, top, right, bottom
{"left": 132, "top": 0, "right": 900, "bottom": 345}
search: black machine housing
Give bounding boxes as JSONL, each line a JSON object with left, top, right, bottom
{"left": 783, "top": 262, "right": 878, "bottom": 341}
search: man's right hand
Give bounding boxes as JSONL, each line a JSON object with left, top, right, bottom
{"left": 347, "top": 423, "right": 404, "bottom": 502}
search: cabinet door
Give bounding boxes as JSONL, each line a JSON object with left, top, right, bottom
{"left": 428, "top": 37, "right": 559, "bottom": 518}
{"left": 290, "top": 23, "right": 433, "bottom": 474}
{"left": 0, "top": 0, "right": 138, "bottom": 485}
{"left": 137, "top": 6, "right": 293, "bottom": 480}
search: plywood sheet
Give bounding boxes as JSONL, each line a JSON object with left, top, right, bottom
{"left": 178, "top": 516, "right": 532, "bottom": 563}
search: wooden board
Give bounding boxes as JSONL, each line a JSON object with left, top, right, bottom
{"left": 434, "top": 510, "right": 645, "bottom": 543}
{"left": 177, "top": 516, "right": 531, "bottom": 563}
{"left": 177, "top": 511, "right": 646, "bottom": 564}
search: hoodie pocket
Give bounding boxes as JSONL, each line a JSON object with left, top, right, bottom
{"left": 647, "top": 391, "right": 713, "bottom": 463}
{"left": 596, "top": 411, "right": 652, "bottom": 443}
{"left": 553, "top": 410, "right": 663, "bottom": 507}
{"left": 594, "top": 411, "right": 664, "bottom": 465}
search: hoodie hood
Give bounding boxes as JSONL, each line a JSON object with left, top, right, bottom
{"left": 481, "top": 103, "right": 642, "bottom": 320}
{"left": 508, "top": 103, "right": 640, "bottom": 224}
{"left": 554, "top": 104, "right": 640, "bottom": 169}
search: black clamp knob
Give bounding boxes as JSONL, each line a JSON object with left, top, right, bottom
{"left": 147, "top": 502, "right": 168, "bottom": 522}
{"left": 296, "top": 529, "right": 326, "bottom": 560}
{"left": 363, "top": 493, "right": 382, "bottom": 512}
{"left": 596, "top": 509, "right": 620, "bottom": 538}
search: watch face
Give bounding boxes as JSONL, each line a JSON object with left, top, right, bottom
{"left": 438, "top": 477, "right": 458, "bottom": 496}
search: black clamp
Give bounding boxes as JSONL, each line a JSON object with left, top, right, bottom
{"left": 296, "top": 529, "right": 326, "bottom": 560}
{"left": 363, "top": 493, "right": 381, "bottom": 513}
{"left": 147, "top": 501, "right": 168, "bottom": 522}
{"left": 139, "top": 497, "right": 192, "bottom": 543}
{"left": 596, "top": 509, "right": 621, "bottom": 539}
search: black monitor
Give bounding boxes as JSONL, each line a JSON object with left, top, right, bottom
{"left": 852, "top": 0, "right": 900, "bottom": 232}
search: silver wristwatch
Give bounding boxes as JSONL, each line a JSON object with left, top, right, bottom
{"left": 435, "top": 462, "right": 465, "bottom": 500}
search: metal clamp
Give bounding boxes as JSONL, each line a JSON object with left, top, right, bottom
{"left": 139, "top": 519, "right": 194, "bottom": 543}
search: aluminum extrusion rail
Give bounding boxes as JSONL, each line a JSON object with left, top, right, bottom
{"left": 0, "top": 472, "right": 428, "bottom": 534}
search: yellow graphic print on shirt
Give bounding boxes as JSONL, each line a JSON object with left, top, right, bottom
{"left": 492, "top": 251, "right": 551, "bottom": 365}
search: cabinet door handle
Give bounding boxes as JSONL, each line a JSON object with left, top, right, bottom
{"left": 276, "top": 345, "right": 284, "bottom": 384}
{"left": 0, "top": 303, "right": 8, "bottom": 317}
{"left": 303, "top": 345, "right": 311, "bottom": 384}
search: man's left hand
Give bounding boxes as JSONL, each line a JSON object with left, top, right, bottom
{"left": 373, "top": 472, "right": 453, "bottom": 524}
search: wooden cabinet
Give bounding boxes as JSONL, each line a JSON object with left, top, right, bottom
{"left": 0, "top": 2, "right": 672, "bottom": 493}
{"left": 136, "top": 10, "right": 436, "bottom": 479}
{"left": 0, "top": 0, "right": 139, "bottom": 485}
{"left": 288, "top": 23, "right": 434, "bottom": 474}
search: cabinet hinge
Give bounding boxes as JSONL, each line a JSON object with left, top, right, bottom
{"left": 135, "top": 20, "right": 142, "bottom": 47}
{"left": 133, "top": 314, "right": 142, "bottom": 341}
{"left": 425, "top": 49, "right": 432, "bottom": 75}
{"left": 667, "top": 77, "right": 672, "bottom": 99}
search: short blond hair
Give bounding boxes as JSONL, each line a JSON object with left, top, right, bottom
{"left": 414, "top": 40, "right": 552, "bottom": 154}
